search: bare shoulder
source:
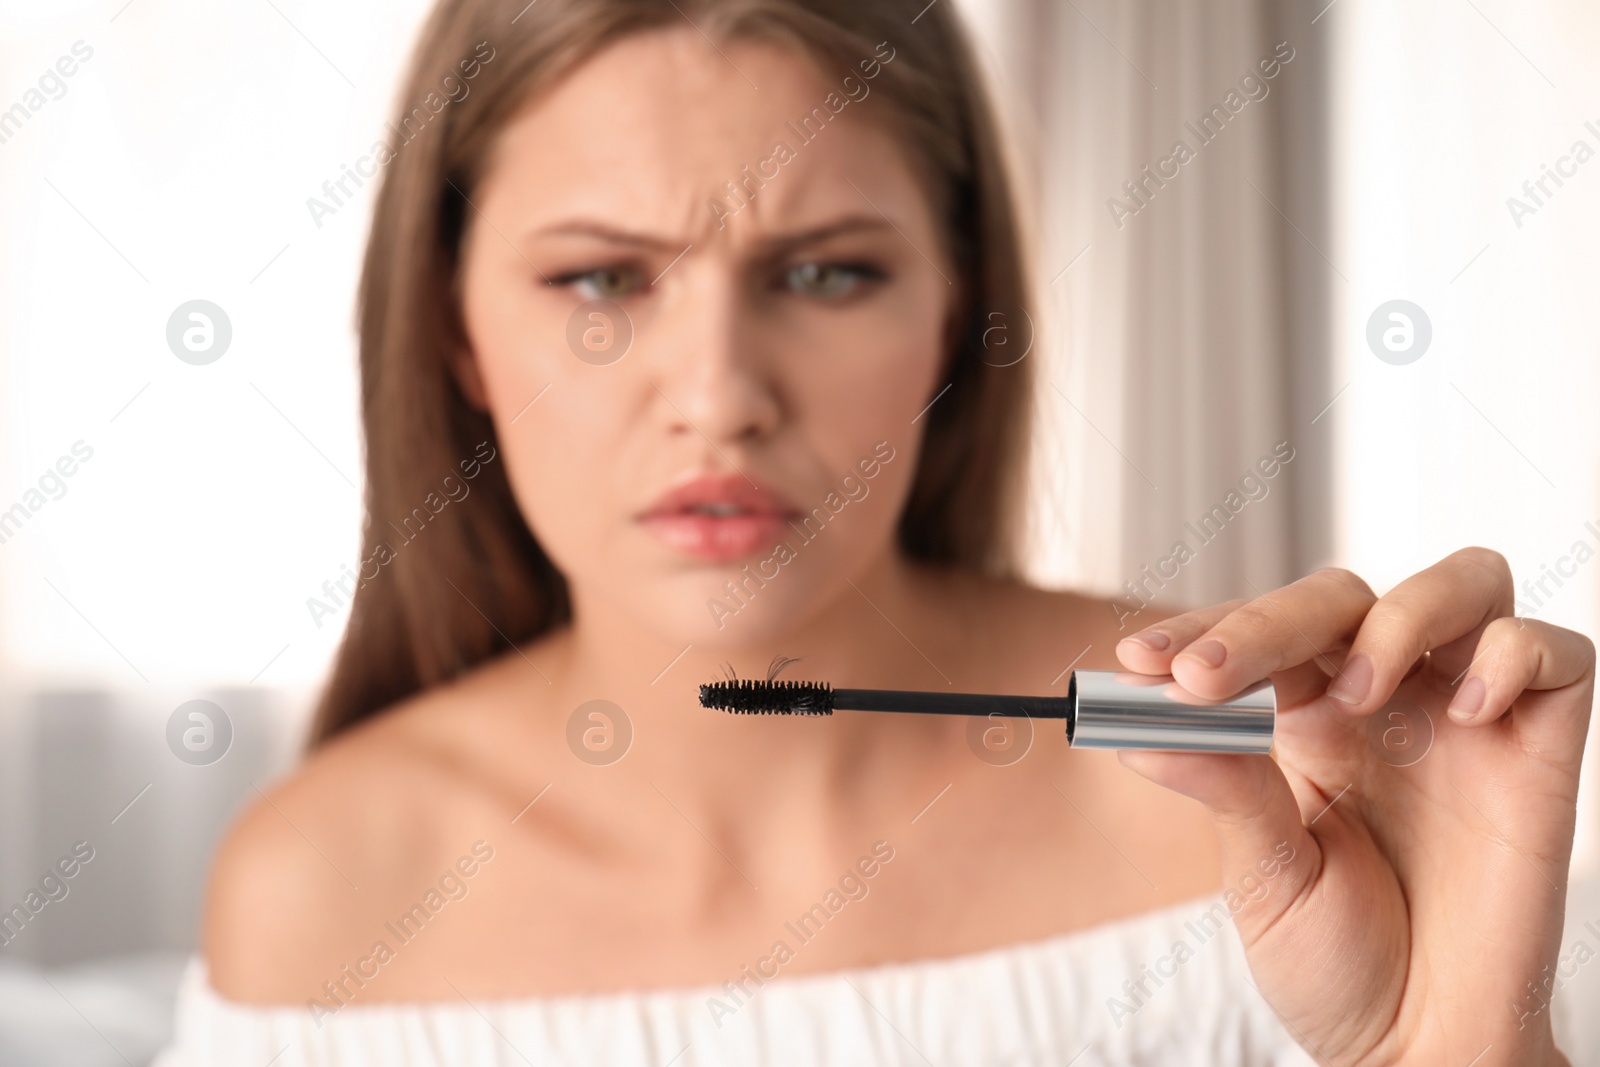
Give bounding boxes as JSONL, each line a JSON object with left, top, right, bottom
{"left": 202, "top": 649, "right": 551, "bottom": 1004}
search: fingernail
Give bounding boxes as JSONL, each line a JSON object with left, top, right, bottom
{"left": 1448, "top": 676, "right": 1486, "bottom": 722}
{"left": 1327, "top": 653, "right": 1372, "bottom": 706}
{"left": 1183, "top": 639, "right": 1227, "bottom": 669}
{"left": 1121, "top": 631, "right": 1171, "bottom": 652}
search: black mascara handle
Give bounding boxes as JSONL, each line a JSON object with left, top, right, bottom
{"left": 831, "top": 689, "right": 1072, "bottom": 719}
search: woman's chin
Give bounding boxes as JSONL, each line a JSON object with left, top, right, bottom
{"left": 606, "top": 583, "right": 834, "bottom": 652}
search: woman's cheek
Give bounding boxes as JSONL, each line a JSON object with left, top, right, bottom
{"left": 802, "top": 337, "right": 944, "bottom": 439}
{"left": 856, "top": 287, "right": 950, "bottom": 425}
{"left": 495, "top": 392, "right": 623, "bottom": 572}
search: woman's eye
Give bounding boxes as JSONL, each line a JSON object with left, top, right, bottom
{"left": 556, "top": 266, "right": 646, "bottom": 301}
{"left": 783, "top": 261, "right": 880, "bottom": 298}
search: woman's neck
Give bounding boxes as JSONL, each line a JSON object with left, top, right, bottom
{"left": 545, "top": 549, "right": 972, "bottom": 829}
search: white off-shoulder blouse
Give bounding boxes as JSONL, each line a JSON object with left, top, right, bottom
{"left": 150, "top": 891, "right": 1594, "bottom": 1066}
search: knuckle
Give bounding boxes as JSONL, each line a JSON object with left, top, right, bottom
{"left": 1453, "top": 546, "right": 1513, "bottom": 588}
{"left": 1359, "top": 596, "right": 1429, "bottom": 660}
{"left": 1217, "top": 783, "right": 1275, "bottom": 833}
{"left": 1195, "top": 599, "right": 1250, "bottom": 629}
{"left": 1481, "top": 614, "right": 1524, "bottom": 646}
{"left": 1222, "top": 603, "right": 1282, "bottom": 643}
{"left": 1315, "top": 566, "right": 1375, "bottom": 602}
{"left": 1158, "top": 600, "right": 1245, "bottom": 638}
{"left": 1139, "top": 609, "right": 1200, "bottom": 637}
{"left": 1360, "top": 595, "right": 1416, "bottom": 632}
{"left": 1480, "top": 616, "right": 1539, "bottom": 666}
{"left": 1363, "top": 591, "right": 1414, "bottom": 627}
{"left": 1578, "top": 634, "right": 1598, "bottom": 679}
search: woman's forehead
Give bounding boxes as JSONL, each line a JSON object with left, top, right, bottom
{"left": 476, "top": 27, "right": 922, "bottom": 246}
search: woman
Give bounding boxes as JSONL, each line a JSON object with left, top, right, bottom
{"left": 160, "top": 0, "right": 1594, "bottom": 1063}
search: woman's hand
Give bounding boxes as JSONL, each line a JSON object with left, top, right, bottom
{"left": 1115, "top": 548, "right": 1594, "bottom": 1067}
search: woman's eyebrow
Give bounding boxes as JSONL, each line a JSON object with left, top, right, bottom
{"left": 522, "top": 215, "right": 895, "bottom": 252}
{"left": 523, "top": 220, "right": 680, "bottom": 250}
{"left": 759, "top": 215, "right": 896, "bottom": 252}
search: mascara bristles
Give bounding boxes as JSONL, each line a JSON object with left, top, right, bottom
{"left": 699, "top": 679, "right": 835, "bottom": 715}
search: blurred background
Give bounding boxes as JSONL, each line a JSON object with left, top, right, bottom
{"left": 1, "top": 0, "right": 1597, "bottom": 1062}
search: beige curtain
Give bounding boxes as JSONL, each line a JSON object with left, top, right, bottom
{"left": 957, "top": 0, "right": 1333, "bottom": 618}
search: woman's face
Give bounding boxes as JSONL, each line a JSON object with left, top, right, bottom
{"left": 457, "top": 28, "right": 954, "bottom": 647}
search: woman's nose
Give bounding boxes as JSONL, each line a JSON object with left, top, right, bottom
{"left": 650, "top": 267, "right": 781, "bottom": 446}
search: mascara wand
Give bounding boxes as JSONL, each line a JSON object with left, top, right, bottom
{"left": 698, "top": 671, "right": 1276, "bottom": 754}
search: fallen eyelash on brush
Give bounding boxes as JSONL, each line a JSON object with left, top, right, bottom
{"left": 696, "top": 669, "right": 1278, "bottom": 753}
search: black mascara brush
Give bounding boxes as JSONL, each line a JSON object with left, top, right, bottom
{"left": 699, "top": 671, "right": 1276, "bottom": 753}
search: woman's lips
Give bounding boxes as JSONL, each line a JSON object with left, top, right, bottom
{"left": 637, "top": 474, "right": 800, "bottom": 562}
{"left": 641, "top": 512, "right": 795, "bottom": 560}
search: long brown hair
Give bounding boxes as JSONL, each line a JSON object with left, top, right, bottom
{"left": 311, "top": 0, "right": 1036, "bottom": 744}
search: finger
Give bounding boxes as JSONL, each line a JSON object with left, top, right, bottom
{"left": 1168, "top": 569, "right": 1377, "bottom": 701}
{"left": 1123, "top": 605, "right": 1348, "bottom": 731}
{"left": 1115, "top": 600, "right": 1247, "bottom": 673}
{"left": 1117, "top": 750, "right": 1318, "bottom": 935}
{"left": 1325, "top": 547, "right": 1513, "bottom": 718}
{"left": 1446, "top": 616, "right": 1596, "bottom": 738}
{"left": 1264, "top": 661, "right": 1349, "bottom": 712}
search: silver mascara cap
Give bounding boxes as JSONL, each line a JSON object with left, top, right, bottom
{"left": 1068, "top": 670, "right": 1276, "bottom": 754}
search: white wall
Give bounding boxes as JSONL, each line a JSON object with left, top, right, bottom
{"left": 1331, "top": 0, "right": 1600, "bottom": 867}
{"left": 0, "top": 0, "right": 442, "bottom": 700}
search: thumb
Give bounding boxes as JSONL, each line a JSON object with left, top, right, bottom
{"left": 1117, "top": 750, "right": 1317, "bottom": 939}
